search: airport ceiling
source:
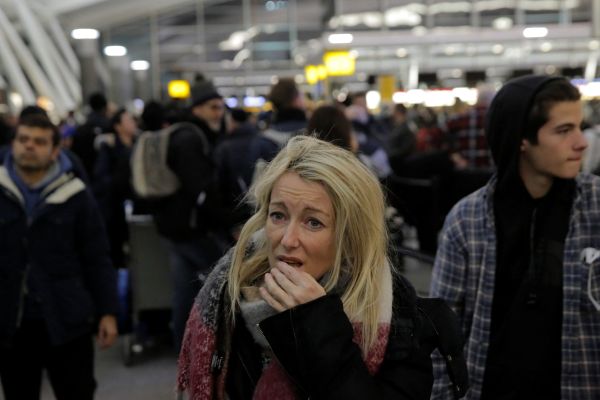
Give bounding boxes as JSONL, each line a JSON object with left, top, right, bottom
{"left": 16, "top": 1, "right": 600, "bottom": 92}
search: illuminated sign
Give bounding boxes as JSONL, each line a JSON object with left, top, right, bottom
{"left": 168, "top": 80, "right": 190, "bottom": 99}
{"left": 323, "top": 51, "right": 355, "bottom": 76}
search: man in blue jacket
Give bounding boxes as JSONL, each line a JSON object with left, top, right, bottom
{"left": 0, "top": 115, "right": 118, "bottom": 400}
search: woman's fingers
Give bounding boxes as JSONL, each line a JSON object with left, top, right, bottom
{"left": 262, "top": 271, "right": 297, "bottom": 309}
{"left": 259, "top": 285, "right": 285, "bottom": 312}
{"left": 274, "top": 263, "right": 327, "bottom": 305}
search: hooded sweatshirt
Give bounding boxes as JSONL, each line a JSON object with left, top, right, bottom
{"left": 483, "top": 75, "right": 574, "bottom": 399}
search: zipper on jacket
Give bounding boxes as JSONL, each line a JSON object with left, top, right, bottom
{"left": 256, "top": 322, "right": 311, "bottom": 399}
{"left": 16, "top": 263, "right": 30, "bottom": 329}
{"left": 526, "top": 208, "right": 538, "bottom": 305}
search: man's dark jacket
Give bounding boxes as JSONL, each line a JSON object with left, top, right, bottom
{"left": 0, "top": 160, "right": 117, "bottom": 347}
{"left": 152, "top": 120, "right": 223, "bottom": 242}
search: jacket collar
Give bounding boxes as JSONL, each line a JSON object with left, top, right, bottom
{"left": 0, "top": 165, "right": 85, "bottom": 206}
{"left": 0, "top": 166, "right": 24, "bottom": 204}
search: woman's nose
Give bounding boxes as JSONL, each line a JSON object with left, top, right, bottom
{"left": 281, "top": 223, "right": 300, "bottom": 248}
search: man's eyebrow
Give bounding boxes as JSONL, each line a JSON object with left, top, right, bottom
{"left": 555, "top": 122, "right": 576, "bottom": 129}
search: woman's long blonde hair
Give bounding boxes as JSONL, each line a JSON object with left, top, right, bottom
{"left": 227, "top": 135, "right": 389, "bottom": 352}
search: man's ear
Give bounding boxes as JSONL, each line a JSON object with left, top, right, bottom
{"left": 520, "top": 138, "right": 529, "bottom": 152}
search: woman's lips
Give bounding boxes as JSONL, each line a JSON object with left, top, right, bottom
{"left": 277, "top": 256, "right": 303, "bottom": 267}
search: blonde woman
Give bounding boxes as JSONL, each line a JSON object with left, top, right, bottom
{"left": 177, "top": 136, "right": 466, "bottom": 399}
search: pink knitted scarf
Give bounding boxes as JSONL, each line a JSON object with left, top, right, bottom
{"left": 177, "top": 252, "right": 393, "bottom": 399}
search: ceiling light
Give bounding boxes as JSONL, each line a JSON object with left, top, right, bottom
{"left": 71, "top": 29, "right": 99, "bottom": 40}
{"left": 412, "top": 26, "right": 427, "bottom": 36}
{"left": 492, "top": 17, "right": 513, "bottom": 30}
{"left": 130, "top": 60, "right": 150, "bottom": 71}
{"left": 523, "top": 27, "right": 548, "bottom": 39}
{"left": 540, "top": 42, "right": 552, "bottom": 52}
{"left": 396, "top": 48, "right": 408, "bottom": 58}
{"left": 451, "top": 69, "right": 463, "bottom": 78}
{"left": 103, "top": 45, "right": 127, "bottom": 57}
{"left": 444, "top": 46, "right": 456, "bottom": 56}
{"left": 492, "top": 44, "right": 504, "bottom": 54}
{"left": 263, "top": 24, "right": 277, "bottom": 34}
{"left": 385, "top": 7, "right": 422, "bottom": 27}
{"left": 366, "top": 91, "right": 381, "bottom": 110}
{"left": 363, "top": 12, "right": 383, "bottom": 28}
{"left": 589, "top": 40, "right": 600, "bottom": 50}
{"left": 328, "top": 33, "right": 353, "bottom": 44}
{"left": 294, "top": 54, "right": 306, "bottom": 65}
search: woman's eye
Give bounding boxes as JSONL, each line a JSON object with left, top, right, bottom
{"left": 307, "top": 218, "right": 323, "bottom": 229}
{"left": 269, "top": 211, "right": 285, "bottom": 222}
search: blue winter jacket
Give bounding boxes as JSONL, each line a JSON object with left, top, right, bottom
{"left": 0, "top": 159, "right": 118, "bottom": 347}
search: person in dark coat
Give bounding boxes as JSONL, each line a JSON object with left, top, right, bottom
{"left": 153, "top": 83, "right": 227, "bottom": 353}
{"left": 261, "top": 77, "right": 308, "bottom": 153}
{"left": 71, "top": 92, "right": 112, "bottom": 179}
{"left": 93, "top": 108, "right": 138, "bottom": 268}
{"left": 214, "top": 108, "right": 273, "bottom": 240}
{"left": 0, "top": 115, "right": 118, "bottom": 400}
{"left": 177, "top": 136, "right": 467, "bottom": 399}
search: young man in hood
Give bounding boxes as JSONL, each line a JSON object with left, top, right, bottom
{"left": 0, "top": 115, "right": 118, "bottom": 399}
{"left": 430, "top": 75, "right": 600, "bottom": 399}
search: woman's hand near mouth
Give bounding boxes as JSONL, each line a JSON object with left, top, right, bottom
{"left": 260, "top": 261, "right": 326, "bottom": 312}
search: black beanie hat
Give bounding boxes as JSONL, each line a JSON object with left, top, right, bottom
{"left": 191, "top": 81, "right": 222, "bottom": 107}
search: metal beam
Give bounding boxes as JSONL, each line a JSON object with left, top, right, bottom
{"left": 0, "top": 5, "right": 63, "bottom": 113}
{"left": 33, "top": 0, "right": 81, "bottom": 79}
{"left": 11, "top": 0, "right": 73, "bottom": 113}
{"left": 0, "top": 13, "right": 36, "bottom": 105}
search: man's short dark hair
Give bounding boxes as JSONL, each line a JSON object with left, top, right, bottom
{"left": 394, "top": 103, "right": 407, "bottom": 115}
{"left": 88, "top": 92, "right": 108, "bottom": 112}
{"left": 19, "top": 105, "right": 48, "bottom": 120}
{"left": 141, "top": 100, "right": 166, "bottom": 131}
{"left": 307, "top": 104, "right": 353, "bottom": 151}
{"left": 17, "top": 115, "right": 61, "bottom": 147}
{"left": 268, "top": 78, "right": 299, "bottom": 111}
{"left": 111, "top": 108, "right": 127, "bottom": 133}
{"left": 524, "top": 78, "right": 581, "bottom": 144}
{"left": 230, "top": 108, "right": 249, "bottom": 124}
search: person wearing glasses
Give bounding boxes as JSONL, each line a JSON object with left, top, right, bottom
{"left": 430, "top": 75, "right": 600, "bottom": 399}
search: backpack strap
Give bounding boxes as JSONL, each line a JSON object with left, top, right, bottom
{"left": 172, "top": 122, "right": 211, "bottom": 157}
{"left": 417, "top": 297, "right": 469, "bottom": 399}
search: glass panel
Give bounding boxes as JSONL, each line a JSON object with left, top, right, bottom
{"left": 431, "top": 0, "right": 471, "bottom": 27}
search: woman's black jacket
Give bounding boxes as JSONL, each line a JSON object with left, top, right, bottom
{"left": 224, "top": 274, "right": 468, "bottom": 399}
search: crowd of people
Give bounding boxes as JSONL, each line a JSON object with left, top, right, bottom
{"left": 2, "top": 73, "right": 600, "bottom": 399}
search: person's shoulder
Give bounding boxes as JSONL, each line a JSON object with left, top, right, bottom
{"left": 578, "top": 172, "right": 600, "bottom": 187}
{"left": 577, "top": 173, "right": 600, "bottom": 210}
{"left": 447, "top": 182, "right": 490, "bottom": 220}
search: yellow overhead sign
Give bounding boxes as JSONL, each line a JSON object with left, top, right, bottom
{"left": 168, "top": 80, "right": 190, "bottom": 99}
{"left": 305, "top": 65, "right": 319, "bottom": 85}
{"left": 305, "top": 64, "right": 328, "bottom": 85}
{"left": 379, "top": 75, "right": 396, "bottom": 102}
{"left": 317, "top": 64, "right": 328, "bottom": 80}
{"left": 323, "top": 51, "right": 355, "bottom": 76}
